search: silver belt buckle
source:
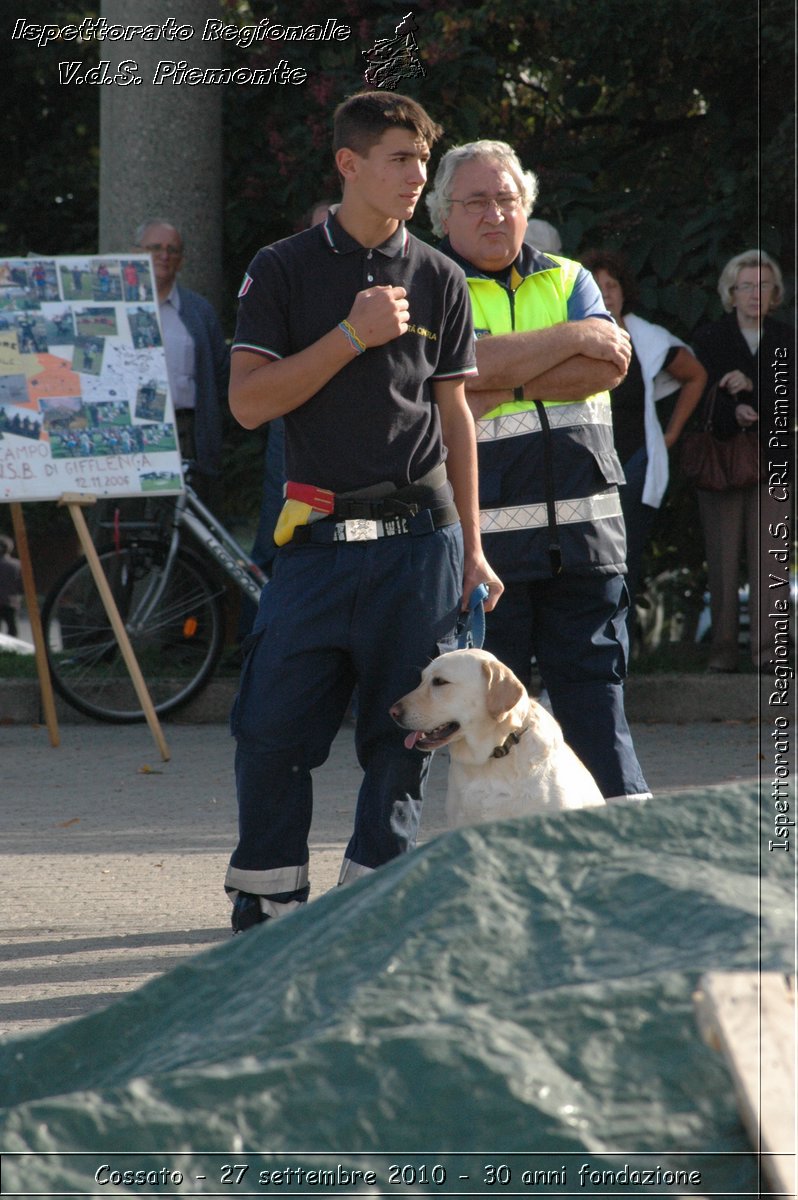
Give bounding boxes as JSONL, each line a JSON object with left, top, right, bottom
{"left": 344, "top": 518, "right": 379, "bottom": 541}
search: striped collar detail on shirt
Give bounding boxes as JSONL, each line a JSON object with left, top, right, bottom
{"left": 322, "top": 209, "right": 410, "bottom": 258}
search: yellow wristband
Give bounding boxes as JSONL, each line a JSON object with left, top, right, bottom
{"left": 340, "top": 319, "right": 366, "bottom": 354}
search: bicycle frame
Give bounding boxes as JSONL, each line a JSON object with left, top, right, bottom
{"left": 103, "top": 485, "right": 266, "bottom": 634}
{"left": 177, "top": 485, "right": 266, "bottom": 604}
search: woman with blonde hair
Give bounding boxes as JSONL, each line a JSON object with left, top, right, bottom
{"left": 692, "top": 249, "right": 792, "bottom": 671}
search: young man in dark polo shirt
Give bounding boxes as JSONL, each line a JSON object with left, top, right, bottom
{"left": 225, "top": 91, "right": 502, "bottom": 932}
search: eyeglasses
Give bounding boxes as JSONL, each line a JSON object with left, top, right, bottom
{"left": 142, "top": 243, "right": 182, "bottom": 257}
{"left": 447, "top": 194, "right": 522, "bottom": 216}
{"left": 733, "top": 281, "right": 773, "bottom": 293}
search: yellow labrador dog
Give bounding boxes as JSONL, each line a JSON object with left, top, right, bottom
{"left": 390, "top": 648, "right": 604, "bottom": 827}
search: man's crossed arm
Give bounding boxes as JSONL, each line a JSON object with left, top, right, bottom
{"left": 466, "top": 317, "right": 631, "bottom": 419}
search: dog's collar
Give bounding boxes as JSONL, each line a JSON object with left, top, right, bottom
{"left": 491, "top": 727, "right": 528, "bottom": 759}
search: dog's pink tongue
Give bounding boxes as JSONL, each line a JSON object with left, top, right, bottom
{"left": 404, "top": 730, "right": 424, "bottom": 750}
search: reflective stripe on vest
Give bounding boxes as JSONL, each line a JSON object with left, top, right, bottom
{"left": 480, "top": 490, "right": 623, "bottom": 535}
{"left": 476, "top": 396, "right": 613, "bottom": 443}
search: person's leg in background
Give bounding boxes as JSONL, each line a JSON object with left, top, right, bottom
{"left": 697, "top": 488, "right": 744, "bottom": 671}
{"left": 618, "top": 445, "right": 658, "bottom": 648}
{"left": 237, "top": 418, "right": 285, "bottom": 644}
{"left": 532, "top": 573, "right": 650, "bottom": 800}
{"left": 483, "top": 580, "right": 536, "bottom": 690}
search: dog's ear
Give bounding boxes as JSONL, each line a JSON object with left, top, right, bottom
{"left": 482, "top": 658, "right": 525, "bottom": 717}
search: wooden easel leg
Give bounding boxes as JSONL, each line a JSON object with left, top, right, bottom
{"left": 62, "top": 496, "right": 171, "bottom": 762}
{"left": 9, "top": 503, "right": 60, "bottom": 748}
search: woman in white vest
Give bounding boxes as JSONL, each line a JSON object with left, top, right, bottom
{"left": 581, "top": 250, "right": 706, "bottom": 642}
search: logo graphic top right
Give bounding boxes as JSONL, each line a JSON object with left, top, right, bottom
{"left": 363, "top": 13, "right": 426, "bottom": 90}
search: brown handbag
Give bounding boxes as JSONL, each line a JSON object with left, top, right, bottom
{"left": 680, "top": 384, "right": 761, "bottom": 492}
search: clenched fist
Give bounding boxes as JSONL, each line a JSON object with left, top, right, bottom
{"left": 346, "top": 286, "right": 409, "bottom": 348}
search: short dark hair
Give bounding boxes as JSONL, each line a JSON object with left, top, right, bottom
{"left": 333, "top": 90, "right": 442, "bottom": 158}
{"left": 580, "top": 248, "right": 639, "bottom": 314}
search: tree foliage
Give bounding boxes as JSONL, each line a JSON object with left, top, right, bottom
{"left": 0, "top": 0, "right": 98, "bottom": 255}
{"left": 220, "top": 0, "right": 792, "bottom": 339}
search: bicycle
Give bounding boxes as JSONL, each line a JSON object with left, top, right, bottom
{"left": 41, "top": 479, "right": 266, "bottom": 723}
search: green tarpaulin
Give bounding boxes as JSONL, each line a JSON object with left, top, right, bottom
{"left": 0, "top": 783, "right": 792, "bottom": 1196}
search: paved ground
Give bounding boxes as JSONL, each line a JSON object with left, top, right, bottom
{"left": 1, "top": 715, "right": 762, "bottom": 1041}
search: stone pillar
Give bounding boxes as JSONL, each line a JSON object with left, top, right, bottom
{"left": 98, "top": 0, "right": 223, "bottom": 309}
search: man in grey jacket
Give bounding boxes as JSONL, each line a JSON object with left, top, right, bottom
{"left": 135, "top": 220, "right": 229, "bottom": 503}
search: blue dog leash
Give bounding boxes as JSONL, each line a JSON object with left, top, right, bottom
{"left": 456, "top": 583, "right": 489, "bottom": 649}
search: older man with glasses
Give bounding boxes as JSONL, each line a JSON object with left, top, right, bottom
{"left": 134, "top": 219, "right": 229, "bottom": 505}
{"left": 427, "top": 139, "right": 651, "bottom": 803}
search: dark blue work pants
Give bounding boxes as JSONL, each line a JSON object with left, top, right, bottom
{"left": 618, "top": 446, "right": 658, "bottom": 638}
{"left": 482, "top": 572, "right": 650, "bottom": 800}
{"left": 226, "top": 524, "right": 463, "bottom": 912}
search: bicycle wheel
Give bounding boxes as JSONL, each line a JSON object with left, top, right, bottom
{"left": 42, "top": 541, "right": 225, "bottom": 723}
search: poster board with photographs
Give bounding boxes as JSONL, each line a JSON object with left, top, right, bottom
{"left": 0, "top": 254, "right": 184, "bottom": 502}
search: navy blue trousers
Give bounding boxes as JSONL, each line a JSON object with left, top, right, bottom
{"left": 618, "top": 446, "right": 658, "bottom": 636}
{"left": 226, "top": 524, "right": 463, "bottom": 909}
{"left": 482, "top": 572, "right": 649, "bottom": 800}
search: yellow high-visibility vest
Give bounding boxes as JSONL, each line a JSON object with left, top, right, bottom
{"left": 466, "top": 254, "right": 611, "bottom": 418}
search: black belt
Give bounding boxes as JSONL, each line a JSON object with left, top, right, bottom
{"left": 332, "top": 491, "right": 448, "bottom": 522}
{"left": 291, "top": 503, "right": 459, "bottom": 545}
{"left": 332, "top": 469, "right": 450, "bottom": 522}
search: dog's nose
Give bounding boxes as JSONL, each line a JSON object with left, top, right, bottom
{"left": 389, "top": 702, "right": 402, "bottom": 720}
